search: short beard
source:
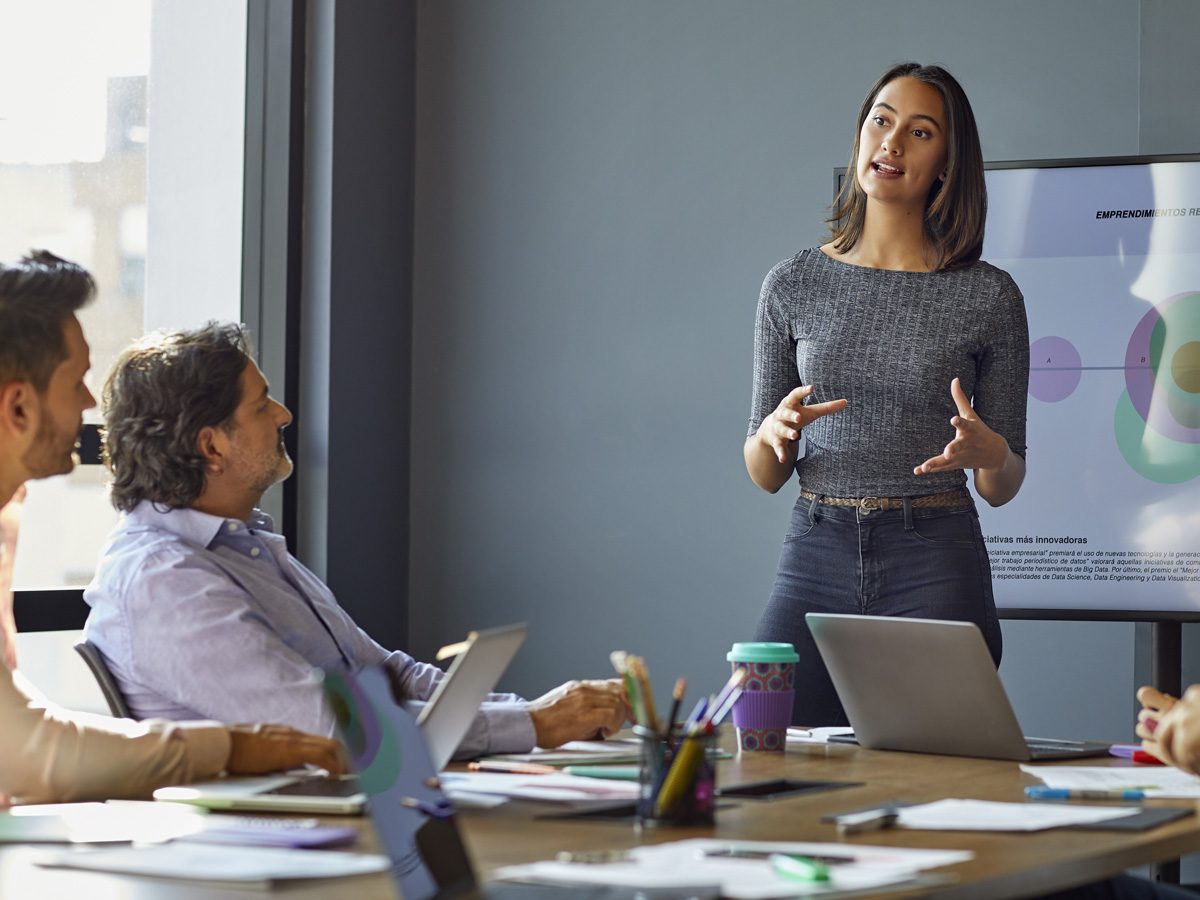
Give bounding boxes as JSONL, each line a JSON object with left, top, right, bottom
{"left": 21, "top": 419, "right": 77, "bottom": 479}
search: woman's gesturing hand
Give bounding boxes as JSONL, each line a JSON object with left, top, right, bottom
{"left": 756, "top": 385, "right": 848, "bottom": 464}
{"left": 913, "top": 378, "right": 1008, "bottom": 475}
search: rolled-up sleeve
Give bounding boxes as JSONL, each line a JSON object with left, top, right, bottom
{"left": 0, "top": 668, "right": 230, "bottom": 804}
{"left": 385, "top": 651, "right": 536, "bottom": 758}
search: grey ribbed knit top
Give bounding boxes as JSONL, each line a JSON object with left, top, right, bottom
{"left": 747, "top": 248, "right": 1029, "bottom": 497}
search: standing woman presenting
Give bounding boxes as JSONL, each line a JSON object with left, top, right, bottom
{"left": 745, "top": 63, "right": 1029, "bottom": 726}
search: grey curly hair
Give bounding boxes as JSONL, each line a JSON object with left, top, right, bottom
{"left": 102, "top": 322, "right": 252, "bottom": 512}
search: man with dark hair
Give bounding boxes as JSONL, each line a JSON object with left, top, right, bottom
{"left": 84, "top": 323, "right": 629, "bottom": 756}
{"left": 0, "top": 251, "right": 346, "bottom": 804}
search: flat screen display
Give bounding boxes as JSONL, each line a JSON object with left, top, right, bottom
{"left": 979, "top": 156, "right": 1200, "bottom": 618}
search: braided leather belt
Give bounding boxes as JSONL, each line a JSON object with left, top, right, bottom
{"left": 799, "top": 487, "right": 972, "bottom": 514}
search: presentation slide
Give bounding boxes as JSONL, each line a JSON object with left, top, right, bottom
{"left": 981, "top": 160, "right": 1200, "bottom": 615}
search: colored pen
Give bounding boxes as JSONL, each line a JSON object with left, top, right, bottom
{"left": 682, "top": 697, "right": 708, "bottom": 730}
{"left": 562, "top": 765, "right": 640, "bottom": 781}
{"left": 468, "top": 760, "right": 558, "bottom": 775}
{"left": 1024, "top": 786, "right": 1146, "bottom": 801}
{"left": 399, "top": 796, "right": 455, "bottom": 819}
{"left": 708, "top": 686, "right": 743, "bottom": 727}
{"left": 1109, "top": 744, "right": 1166, "bottom": 765}
{"left": 769, "top": 853, "right": 831, "bottom": 883}
{"left": 700, "top": 669, "right": 745, "bottom": 729}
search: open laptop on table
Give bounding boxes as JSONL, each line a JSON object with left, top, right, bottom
{"left": 153, "top": 624, "right": 528, "bottom": 814}
{"left": 324, "top": 664, "right": 705, "bottom": 900}
{"left": 807, "top": 613, "right": 1112, "bottom": 761}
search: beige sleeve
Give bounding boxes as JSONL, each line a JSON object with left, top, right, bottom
{"left": 0, "top": 667, "right": 231, "bottom": 804}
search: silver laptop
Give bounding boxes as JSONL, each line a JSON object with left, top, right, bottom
{"left": 418, "top": 623, "right": 527, "bottom": 771}
{"left": 153, "top": 624, "right": 527, "bottom": 814}
{"left": 807, "top": 613, "right": 1111, "bottom": 761}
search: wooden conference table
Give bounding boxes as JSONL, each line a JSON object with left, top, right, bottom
{"left": 3, "top": 735, "right": 1199, "bottom": 898}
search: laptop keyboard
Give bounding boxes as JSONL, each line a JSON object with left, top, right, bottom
{"left": 1026, "top": 738, "right": 1086, "bottom": 752}
{"left": 263, "top": 776, "right": 362, "bottom": 798}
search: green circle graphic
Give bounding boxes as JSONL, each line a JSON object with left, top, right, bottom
{"left": 1114, "top": 390, "right": 1200, "bottom": 483}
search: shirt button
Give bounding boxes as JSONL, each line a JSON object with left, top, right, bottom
{"left": 227, "top": 523, "right": 239, "bottom": 533}
{"left": 250, "top": 547, "right": 261, "bottom": 558}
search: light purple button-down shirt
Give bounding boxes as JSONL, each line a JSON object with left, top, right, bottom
{"left": 82, "top": 502, "right": 536, "bottom": 758}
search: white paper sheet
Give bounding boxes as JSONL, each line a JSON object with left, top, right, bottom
{"left": 482, "top": 738, "right": 642, "bottom": 766}
{"left": 495, "top": 838, "right": 971, "bottom": 899}
{"left": 895, "top": 799, "right": 1139, "bottom": 831}
{"left": 440, "top": 771, "right": 639, "bottom": 803}
{"left": 34, "top": 843, "right": 389, "bottom": 883}
{"left": 786, "top": 727, "right": 856, "bottom": 744}
{"left": 1020, "top": 765, "right": 1200, "bottom": 798}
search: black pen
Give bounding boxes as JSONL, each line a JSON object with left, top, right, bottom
{"left": 703, "top": 848, "right": 856, "bottom": 864}
{"left": 834, "top": 806, "right": 900, "bottom": 835}
{"left": 664, "top": 677, "right": 686, "bottom": 738}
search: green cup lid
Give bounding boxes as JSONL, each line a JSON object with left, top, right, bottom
{"left": 726, "top": 642, "right": 799, "bottom": 663}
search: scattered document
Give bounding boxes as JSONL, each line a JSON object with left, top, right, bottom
{"left": 440, "top": 771, "right": 638, "bottom": 804}
{"left": 34, "top": 842, "right": 388, "bottom": 885}
{"left": 895, "top": 799, "right": 1140, "bottom": 832}
{"left": 495, "top": 838, "right": 971, "bottom": 899}
{"left": 787, "top": 727, "right": 856, "bottom": 744}
{"left": 3, "top": 801, "right": 206, "bottom": 844}
{"left": 1021, "top": 765, "right": 1200, "bottom": 799}
{"left": 480, "top": 738, "right": 642, "bottom": 766}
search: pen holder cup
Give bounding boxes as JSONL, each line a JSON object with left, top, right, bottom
{"left": 634, "top": 725, "right": 717, "bottom": 828}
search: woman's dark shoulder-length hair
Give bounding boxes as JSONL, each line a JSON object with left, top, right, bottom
{"left": 827, "top": 61, "right": 987, "bottom": 271}
{"left": 102, "top": 322, "right": 251, "bottom": 513}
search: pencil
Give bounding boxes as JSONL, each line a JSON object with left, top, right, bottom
{"left": 630, "top": 656, "right": 660, "bottom": 733}
{"left": 653, "top": 731, "right": 705, "bottom": 817}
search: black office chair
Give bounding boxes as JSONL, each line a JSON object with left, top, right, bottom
{"left": 73, "top": 640, "right": 132, "bottom": 719}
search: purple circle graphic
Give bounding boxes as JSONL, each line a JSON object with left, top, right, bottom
{"left": 1029, "top": 336, "right": 1082, "bottom": 402}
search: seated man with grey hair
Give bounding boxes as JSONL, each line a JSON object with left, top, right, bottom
{"left": 84, "top": 323, "right": 628, "bottom": 756}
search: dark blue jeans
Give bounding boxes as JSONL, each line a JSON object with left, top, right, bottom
{"left": 753, "top": 492, "right": 1002, "bottom": 727}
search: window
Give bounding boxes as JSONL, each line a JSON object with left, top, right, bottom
{"left": 2, "top": 0, "right": 248, "bottom": 593}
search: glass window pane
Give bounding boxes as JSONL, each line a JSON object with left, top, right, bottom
{"left": 3, "top": 0, "right": 248, "bottom": 592}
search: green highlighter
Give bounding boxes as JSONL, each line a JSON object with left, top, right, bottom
{"left": 769, "top": 853, "right": 832, "bottom": 883}
{"left": 561, "top": 765, "right": 641, "bottom": 781}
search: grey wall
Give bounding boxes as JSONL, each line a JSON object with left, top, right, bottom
{"left": 407, "top": 0, "right": 1200, "bottom": 747}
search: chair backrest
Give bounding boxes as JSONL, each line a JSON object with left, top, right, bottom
{"left": 73, "top": 641, "right": 132, "bottom": 719}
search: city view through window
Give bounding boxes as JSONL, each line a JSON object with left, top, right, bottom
{"left": 2, "top": 0, "right": 246, "bottom": 588}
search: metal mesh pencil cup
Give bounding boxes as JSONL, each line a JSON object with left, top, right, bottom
{"left": 634, "top": 724, "right": 716, "bottom": 827}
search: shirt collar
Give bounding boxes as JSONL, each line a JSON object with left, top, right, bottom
{"left": 125, "top": 500, "right": 277, "bottom": 549}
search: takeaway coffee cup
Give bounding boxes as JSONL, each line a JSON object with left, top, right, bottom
{"left": 726, "top": 642, "right": 798, "bottom": 752}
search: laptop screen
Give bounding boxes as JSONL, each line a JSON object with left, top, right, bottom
{"left": 324, "top": 666, "right": 478, "bottom": 899}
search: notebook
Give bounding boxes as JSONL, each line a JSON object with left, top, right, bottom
{"left": 806, "top": 613, "right": 1112, "bottom": 761}
{"left": 325, "top": 665, "right": 666, "bottom": 899}
{"left": 153, "top": 624, "right": 527, "bottom": 814}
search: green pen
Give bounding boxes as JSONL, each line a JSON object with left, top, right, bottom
{"left": 562, "top": 765, "right": 641, "bottom": 780}
{"left": 769, "top": 853, "right": 831, "bottom": 883}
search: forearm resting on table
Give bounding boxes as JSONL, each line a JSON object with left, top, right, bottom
{"left": 972, "top": 444, "right": 1025, "bottom": 507}
{"left": 744, "top": 435, "right": 796, "bottom": 494}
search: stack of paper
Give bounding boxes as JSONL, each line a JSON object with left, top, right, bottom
{"left": 1020, "top": 765, "right": 1200, "bottom": 799}
{"left": 895, "top": 799, "right": 1140, "bottom": 831}
{"left": 34, "top": 843, "right": 388, "bottom": 886}
{"left": 440, "top": 771, "right": 638, "bottom": 804}
{"left": 495, "top": 838, "right": 970, "bottom": 899}
{"left": 480, "top": 738, "right": 642, "bottom": 766}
